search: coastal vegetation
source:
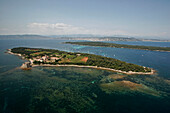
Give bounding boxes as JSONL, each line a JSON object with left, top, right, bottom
{"left": 65, "top": 41, "right": 170, "bottom": 52}
{"left": 11, "top": 47, "right": 152, "bottom": 73}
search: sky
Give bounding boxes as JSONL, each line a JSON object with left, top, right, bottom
{"left": 0, "top": 0, "right": 170, "bottom": 39}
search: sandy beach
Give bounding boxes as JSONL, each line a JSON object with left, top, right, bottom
{"left": 32, "top": 64, "right": 155, "bottom": 75}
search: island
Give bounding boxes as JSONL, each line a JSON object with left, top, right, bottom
{"left": 7, "top": 47, "right": 154, "bottom": 75}
{"left": 65, "top": 41, "right": 170, "bottom": 52}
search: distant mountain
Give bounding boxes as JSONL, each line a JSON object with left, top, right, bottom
{"left": 56, "top": 35, "right": 170, "bottom": 42}
{"left": 0, "top": 34, "right": 169, "bottom": 42}
{"left": 97, "top": 37, "right": 141, "bottom": 41}
{"left": 53, "top": 36, "right": 142, "bottom": 41}
{"left": 49, "top": 34, "right": 102, "bottom": 38}
{"left": 0, "top": 35, "right": 50, "bottom": 39}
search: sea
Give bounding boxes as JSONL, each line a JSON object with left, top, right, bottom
{"left": 0, "top": 39, "right": 170, "bottom": 113}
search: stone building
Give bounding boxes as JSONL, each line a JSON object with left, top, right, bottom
{"left": 21, "top": 62, "right": 31, "bottom": 68}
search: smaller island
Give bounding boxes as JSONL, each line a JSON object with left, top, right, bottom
{"left": 65, "top": 41, "right": 170, "bottom": 52}
{"left": 8, "top": 47, "right": 154, "bottom": 75}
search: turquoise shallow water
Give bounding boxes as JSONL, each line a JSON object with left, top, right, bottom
{"left": 0, "top": 39, "right": 170, "bottom": 113}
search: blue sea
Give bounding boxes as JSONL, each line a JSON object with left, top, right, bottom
{"left": 0, "top": 39, "right": 170, "bottom": 113}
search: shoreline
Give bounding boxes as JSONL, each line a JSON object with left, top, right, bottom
{"left": 7, "top": 49, "right": 155, "bottom": 75}
{"left": 32, "top": 64, "right": 155, "bottom": 75}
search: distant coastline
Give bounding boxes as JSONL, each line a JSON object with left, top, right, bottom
{"left": 7, "top": 48, "right": 155, "bottom": 75}
{"left": 1, "top": 35, "right": 170, "bottom": 42}
{"left": 65, "top": 42, "right": 170, "bottom": 52}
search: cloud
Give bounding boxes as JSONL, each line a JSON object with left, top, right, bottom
{"left": 27, "top": 23, "right": 87, "bottom": 35}
{"left": 28, "top": 23, "right": 72, "bottom": 29}
{"left": 26, "top": 22, "right": 132, "bottom": 36}
{"left": 2, "top": 22, "right": 169, "bottom": 39}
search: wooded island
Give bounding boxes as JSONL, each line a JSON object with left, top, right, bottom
{"left": 65, "top": 41, "right": 170, "bottom": 52}
{"left": 9, "top": 47, "right": 154, "bottom": 74}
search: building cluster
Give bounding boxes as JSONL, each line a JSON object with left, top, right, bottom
{"left": 29, "top": 55, "right": 61, "bottom": 64}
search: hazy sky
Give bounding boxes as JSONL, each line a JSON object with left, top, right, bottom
{"left": 0, "top": 0, "right": 170, "bottom": 39}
